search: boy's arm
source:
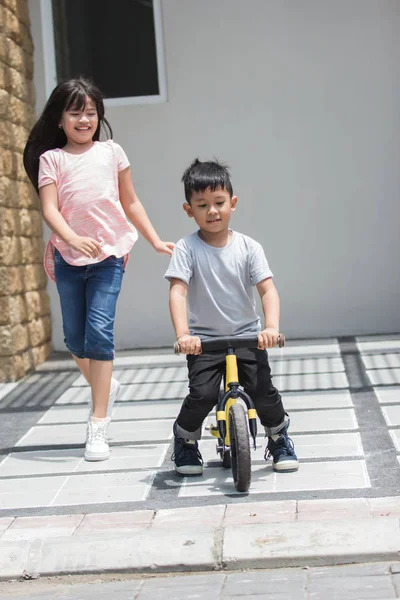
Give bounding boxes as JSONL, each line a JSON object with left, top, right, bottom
{"left": 256, "top": 277, "right": 280, "bottom": 349}
{"left": 169, "top": 278, "right": 201, "bottom": 355}
{"left": 118, "top": 168, "right": 174, "bottom": 256}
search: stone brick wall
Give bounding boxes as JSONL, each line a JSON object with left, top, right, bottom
{"left": 0, "top": 0, "right": 52, "bottom": 381}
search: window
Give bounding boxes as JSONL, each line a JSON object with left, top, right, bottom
{"left": 40, "top": 0, "right": 167, "bottom": 106}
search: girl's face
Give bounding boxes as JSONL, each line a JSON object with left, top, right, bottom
{"left": 59, "top": 96, "right": 99, "bottom": 147}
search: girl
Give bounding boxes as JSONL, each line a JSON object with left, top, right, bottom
{"left": 23, "top": 77, "right": 173, "bottom": 462}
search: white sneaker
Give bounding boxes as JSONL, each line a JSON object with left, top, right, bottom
{"left": 84, "top": 417, "right": 111, "bottom": 461}
{"left": 88, "top": 377, "right": 121, "bottom": 419}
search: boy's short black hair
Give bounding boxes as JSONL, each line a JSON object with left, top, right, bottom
{"left": 182, "top": 158, "right": 233, "bottom": 203}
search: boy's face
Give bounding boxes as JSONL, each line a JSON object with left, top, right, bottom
{"left": 183, "top": 187, "right": 237, "bottom": 233}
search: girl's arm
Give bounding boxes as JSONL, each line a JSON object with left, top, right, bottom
{"left": 40, "top": 183, "right": 102, "bottom": 258}
{"left": 169, "top": 278, "right": 201, "bottom": 354}
{"left": 256, "top": 277, "right": 280, "bottom": 349}
{"left": 118, "top": 168, "right": 173, "bottom": 256}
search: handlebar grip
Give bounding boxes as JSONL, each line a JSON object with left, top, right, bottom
{"left": 174, "top": 334, "right": 285, "bottom": 354}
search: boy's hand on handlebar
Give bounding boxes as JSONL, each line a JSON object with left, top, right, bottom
{"left": 258, "top": 328, "right": 280, "bottom": 350}
{"left": 177, "top": 334, "right": 202, "bottom": 355}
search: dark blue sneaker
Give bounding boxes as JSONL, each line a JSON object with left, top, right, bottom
{"left": 265, "top": 422, "right": 299, "bottom": 473}
{"left": 172, "top": 436, "right": 203, "bottom": 476}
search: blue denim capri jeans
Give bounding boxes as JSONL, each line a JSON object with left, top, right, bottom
{"left": 54, "top": 249, "right": 124, "bottom": 361}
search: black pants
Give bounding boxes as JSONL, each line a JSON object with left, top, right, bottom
{"left": 176, "top": 348, "right": 286, "bottom": 436}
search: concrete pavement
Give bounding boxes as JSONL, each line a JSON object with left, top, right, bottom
{"left": 0, "top": 334, "right": 400, "bottom": 582}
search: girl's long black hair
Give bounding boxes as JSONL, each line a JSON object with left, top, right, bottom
{"left": 23, "top": 77, "right": 113, "bottom": 193}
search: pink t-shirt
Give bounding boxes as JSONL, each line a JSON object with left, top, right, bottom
{"left": 38, "top": 140, "right": 138, "bottom": 281}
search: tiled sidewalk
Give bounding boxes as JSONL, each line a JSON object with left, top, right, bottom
{"left": 0, "top": 335, "right": 399, "bottom": 514}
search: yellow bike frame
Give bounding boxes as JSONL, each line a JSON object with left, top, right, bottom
{"left": 211, "top": 350, "right": 257, "bottom": 450}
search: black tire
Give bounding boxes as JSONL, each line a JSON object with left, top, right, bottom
{"left": 229, "top": 403, "right": 251, "bottom": 492}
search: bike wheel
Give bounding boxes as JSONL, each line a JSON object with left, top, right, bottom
{"left": 229, "top": 403, "right": 251, "bottom": 492}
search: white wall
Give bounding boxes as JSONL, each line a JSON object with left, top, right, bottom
{"left": 29, "top": 0, "right": 400, "bottom": 349}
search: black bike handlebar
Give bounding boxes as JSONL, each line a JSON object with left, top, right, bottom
{"left": 174, "top": 334, "right": 285, "bottom": 354}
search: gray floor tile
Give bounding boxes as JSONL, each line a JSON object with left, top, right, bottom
{"left": 16, "top": 419, "right": 173, "bottom": 447}
{"left": 118, "top": 381, "right": 189, "bottom": 401}
{"left": 75, "top": 444, "right": 169, "bottom": 471}
{"left": 55, "top": 387, "right": 92, "bottom": 406}
{"left": 0, "top": 449, "right": 82, "bottom": 477}
{"left": 271, "top": 356, "right": 345, "bottom": 375}
{"left": 273, "top": 371, "right": 348, "bottom": 391}
{"left": 362, "top": 353, "right": 400, "bottom": 369}
{"left": 381, "top": 405, "right": 400, "bottom": 426}
{"left": 357, "top": 336, "right": 400, "bottom": 354}
{"left": 51, "top": 471, "right": 155, "bottom": 506}
{"left": 200, "top": 432, "right": 362, "bottom": 464}
{"left": 367, "top": 368, "right": 400, "bottom": 385}
{"left": 39, "top": 401, "right": 181, "bottom": 424}
{"left": 282, "top": 390, "right": 353, "bottom": 410}
{"left": 0, "top": 476, "right": 67, "bottom": 509}
{"left": 374, "top": 386, "right": 400, "bottom": 404}
{"left": 179, "top": 460, "right": 369, "bottom": 497}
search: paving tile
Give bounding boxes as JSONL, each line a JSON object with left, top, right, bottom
{"left": 0, "top": 449, "right": 82, "bottom": 477}
{"left": 271, "top": 461, "right": 369, "bottom": 493}
{"left": 297, "top": 498, "right": 370, "bottom": 521}
{"left": 200, "top": 432, "right": 362, "bottom": 464}
{"left": 369, "top": 496, "right": 400, "bottom": 517}
{"left": 0, "top": 540, "right": 30, "bottom": 579}
{"left": 112, "top": 401, "right": 181, "bottom": 421}
{"left": 362, "top": 353, "right": 400, "bottom": 369}
{"left": 307, "top": 576, "right": 395, "bottom": 599}
{"left": 16, "top": 419, "right": 173, "bottom": 447}
{"left": 273, "top": 371, "right": 349, "bottom": 391}
{"left": 389, "top": 430, "right": 400, "bottom": 452}
{"left": 38, "top": 405, "right": 89, "bottom": 424}
{"left": 118, "top": 381, "right": 189, "bottom": 401}
{"left": 54, "top": 386, "right": 92, "bottom": 406}
{"left": 381, "top": 405, "right": 400, "bottom": 426}
{"left": 0, "top": 476, "right": 67, "bottom": 509}
{"left": 356, "top": 336, "right": 400, "bottom": 354}
{"left": 75, "top": 444, "right": 169, "bottom": 471}
{"left": 223, "top": 518, "right": 399, "bottom": 571}
{"left": 179, "top": 461, "right": 369, "bottom": 497}
{"left": 267, "top": 339, "right": 340, "bottom": 359}
{"left": 0, "top": 517, "right": 14, "bottom": 536}
{"left": 0, "top": 381, "right": 19, "bottom": 401}
{"left": 72, "top": 366, "right": 189, "bottom": 386}
{"left": 224, "top": 500, "right": 297, "bottom": 525}
{"left": 374, "top": 386, "right": 400, "bottom": 404}
{"left": 51, "top": 471, "right": 156, "bottom": 506}
{"left": 367, "top": 368, "right": 400, "bottom": 385}
{"left": 271, "top": 356, "right": 345, "bottom": 375}
{"left": 279, "top": 432, "right": 363, "bottom": 459}
{"left": 282, "top": 390, "right": 353, "bottom": 410}
{"left": 152, "top": 504, "right": 225, "bottom": 529}
{"left": 39, "top": 401, "right": 181, "bottom": 424}
{"left": 222, "top": 569, "right": 306, "bottom": 597}
{"left": 113, "top": 353, "right": 186, "bottom": 367}
{"left": 2, "top": 514, "right": 83, "bottom": 540}
{"left": 76, "top": 510, "right": 154, "bottom": 535}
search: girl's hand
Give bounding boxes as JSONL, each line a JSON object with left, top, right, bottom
{"left": 67, "top": 235, "right": 102, "bottom": 258}
{"left": 177, "top": 334, "right": 202, "bottom": 355}
{"left": 258, "top": 328, "right": 280, "bottom": 350}
{"left": 153, "top": 240, "right": 175, "bottom": 256}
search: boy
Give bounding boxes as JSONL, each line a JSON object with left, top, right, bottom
{"left": 164, "top": 159, "right": 298, "bottom": 476}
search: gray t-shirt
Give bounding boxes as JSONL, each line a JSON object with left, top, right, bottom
{"left": 164, "top": 230, "right": 273, "bottom": 339}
